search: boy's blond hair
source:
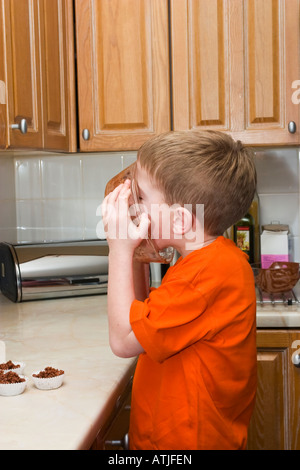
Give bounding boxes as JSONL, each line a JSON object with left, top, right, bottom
{"left": 137, "top": 130, "right": 257, "bottom": 236}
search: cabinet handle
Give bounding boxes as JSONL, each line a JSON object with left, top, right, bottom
{"left": 82, "top": 128, "right": 90, "bottom": 140}
{"left": 292, "top": 352, "right": 300, "bottom": 367}
{"left": 288, "top": 121, "right": 296, "bottom": 134}
{"left": 105, "top": 433, "right": 129, "bottom": 450}
{"left": 11, "top": 118, "right": 27, "bottom": 134}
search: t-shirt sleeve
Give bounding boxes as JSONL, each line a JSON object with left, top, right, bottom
{"left": 130, "top": 279, "right": 212, "bottom": 363}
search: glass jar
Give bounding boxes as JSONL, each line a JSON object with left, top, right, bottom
{"left": 104, "top": 163, "right": 174, "bottom": 264}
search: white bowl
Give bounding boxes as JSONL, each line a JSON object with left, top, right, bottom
{"left": 0, "top": 375, "right": 28, "bottom": 396}
{"left": 0, "top": 361, "right": 26, "bottom": 375}
{"left": 31, "top": 369, "right": 64, "bottom": 390}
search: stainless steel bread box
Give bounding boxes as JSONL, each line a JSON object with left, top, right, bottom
{"left": 0, "top": 240, "right": 108, "bottom": 302}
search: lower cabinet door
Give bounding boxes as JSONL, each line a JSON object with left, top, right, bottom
{"left": 247, "top": 330, "right": 300, "bottom": 450}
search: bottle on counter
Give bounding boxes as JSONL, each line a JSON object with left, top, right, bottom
{"left": 233, "top": 212, "right": 255, "bottom": 264}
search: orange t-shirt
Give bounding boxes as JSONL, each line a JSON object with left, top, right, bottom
{"left": 129, "top": 236, "right": 257, "bottom": 450}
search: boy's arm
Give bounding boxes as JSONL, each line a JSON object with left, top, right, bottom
{"left": 133, "top": 260, "right": 150, "bottom": 301}
{"left": 107, "top": 251, "right": 145, "bottom": 358}
{"left": 102, "top": 179, "right": 149, "bottom": 358}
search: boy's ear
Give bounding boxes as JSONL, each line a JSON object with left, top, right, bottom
{"left": 172, "top": 206, "right": 193, "bottom": 236}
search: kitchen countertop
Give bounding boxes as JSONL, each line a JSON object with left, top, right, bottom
{"left": 256, "top": 302, "right": 300, "bottom": 328}
{"left": 0, "top": 293, "right": 136, "bottom": 450}
{"left": 1, "top": 286, "right": 300, "bottom": 451}
{"left": 255, "top": 280, "right": 300, "bottom": 328}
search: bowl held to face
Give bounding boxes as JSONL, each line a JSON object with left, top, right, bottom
{"left": 105, "top": 163, "right": 174, "bottom": 264}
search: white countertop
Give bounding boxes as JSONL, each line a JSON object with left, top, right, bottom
{"left": 256, "top": 302, "right": 300, "bottom": 328}
{"left": 255, "top": 280, "right": 300, "bottom": 328}
{"left": 0, "top": 293, "right": 136, "bottom": 450}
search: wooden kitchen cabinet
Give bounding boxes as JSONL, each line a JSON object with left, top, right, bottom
{"left": 39, "top": 0, "right": 77, "bottom": 151}
{"left": 3, "top": 0, "right": 43, "bottom": 149}
{"left": 74, "top": 0, "right": 171, "bottom": 151}
{"left": 1, "top": 0, "right": 171, "bottom": 152}
{"left": 2, "top": 0, "right": 76, "bottom": 151}
{"left": 171, "top": 0, "right": 300, "bottom": 145}
{"left": 247, "top": 329, "right": 300, "bottom": 450}
{"left": 76, "top": 0, "right": 300, "bottom": 151}
{"left": 1, "top": 0, "right": 300, "bottom": 153}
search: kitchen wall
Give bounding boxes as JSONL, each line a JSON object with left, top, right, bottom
{"left": 0, "top": 153, "right": 16, "bottom": 243}
{"left": 0, "top": 146, "right": 299, "bottom": 268}
{"left": 254, "top": 147, "right": 300, "bottom": 262}
{"left": 12, "top": 150, "right": 137, "bottom": 243}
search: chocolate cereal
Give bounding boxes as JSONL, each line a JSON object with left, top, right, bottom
{"left": 0, "top": 371, "right": 25, "bottom": 384}
{"left": 0, "top": 360, "right": 20, "bottom": 371}
{"left": 33, "top": 367, "right": 64, "bottom": 379}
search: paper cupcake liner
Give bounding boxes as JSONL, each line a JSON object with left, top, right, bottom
{"left": 0, "top": 361, "right": 26, "bottom": 375}
{"left": 0, "top": 375, "right": 28, "bottom": 396}
{"left": 31, "top": 370, "right": 64, "bottom": 390}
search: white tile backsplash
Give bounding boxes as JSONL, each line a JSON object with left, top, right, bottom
{"left": 255, "top": 147, "right": 299, "bottom": 194}
{"left": 41, "top": 155, "right": 83, "bottom": 199}
{"left": 15, "top": 158, "right": 41, "bottom": 199}
{"left": 120, "top": 152, "right": 139, "bottom": 169}
{"left": 42, "top": 198, "right": 85, "bottom": 241}
{"left": 0, "top": 199, "right": 17, "bottom": 243}
{"left": 254, "top": 147, "right": 300, "bottom": 263}
{"left": 16, "top": 199, "right": 44, "bottom": 242}
{"left": 258, "top": 193, "right": 299, "bottom": 236}
{"left": 0, "top": 146, "right": 299, "bottom": 270}
{"left": 4, "top": 150, "right": 137, "bottom": 243}
{"left": 83, "top": 198, "right": 105, "bottom": 240}
{"left": 0, "top": 154, "right": 16, "bottom": 200}
{"left": 0, "top": 153, "right": 17, "bottom": 242}
{"left": 81, "top": 153, "right": 123, "bottom": 199}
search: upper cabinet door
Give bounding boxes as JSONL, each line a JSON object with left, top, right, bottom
{"left": 171, "top": 0, "right": 299, "bottom": 145}
{"left": 5, "top": 0, "right": 43, "bottom": 149}
{"left": 75, "top": 0, "right": 171, "bottom": 151}
{"left": 3, "top": 0, "right": 76, "bottom": 152}
{"left": 39, "top": 0, "right": 77, "bottom": 152}
{"left": 171, "top": 0, "right": 232, "bottom": 132}
{"left": 241, "top": 0, "right": 299, "bottom": 145}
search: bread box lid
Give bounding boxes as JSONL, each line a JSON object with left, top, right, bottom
{"left": 262, "top": 223, "right": 289, "bottom": 232}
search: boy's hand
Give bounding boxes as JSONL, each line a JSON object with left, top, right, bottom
{"left": 101, "top": 179, "right": 149, "bottom": 252}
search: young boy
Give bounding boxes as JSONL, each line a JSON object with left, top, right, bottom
{"left": 101, "top": 130, "right": 257, "bottom": 450}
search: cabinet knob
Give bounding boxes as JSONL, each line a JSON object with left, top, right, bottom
{"left": 105, "top": 433, "right": 129, "bottom": 450}
{"left": 288, "top": 121, "right": 296, "bottom": 134}
{"left": 82, "top": 128, "right": 90, "bottom": 140}
{"left": 292, "top": 352, "right": 300, "bottom": 367}
{"left": 11, "top": 118, "right": 27, "bottom": 134}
